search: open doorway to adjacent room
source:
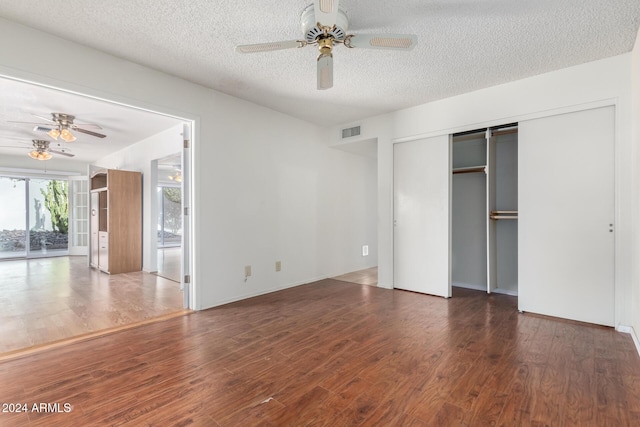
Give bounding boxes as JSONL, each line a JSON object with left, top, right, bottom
{"left": 0, "top": 76, "right": 194, "bottom": 356}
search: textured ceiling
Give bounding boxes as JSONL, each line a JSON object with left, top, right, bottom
{"left": 0, "top": 0, "right": 639, "bottom": 128}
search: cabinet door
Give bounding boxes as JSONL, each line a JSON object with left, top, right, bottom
{"left": 519, "top": 106, "right": 614, "bottom": 326}
{"left": 98, "top": 231, "right": 109, "bottom": 272}
{"left": 393, "top": 136, "right": 451, "bottom": 297}
{"left": 90, "top": 192, "right": 99, "bottom": 267}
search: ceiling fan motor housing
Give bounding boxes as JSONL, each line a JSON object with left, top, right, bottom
{"left": 300, "top": 4, "right": 349, "bottom": 43}
{"left": 52, "top": 113, "right": 75, "bottom": 127}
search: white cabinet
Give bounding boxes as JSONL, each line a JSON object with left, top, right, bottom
{"left": 98, "top": 231, "right": 109, "bottom": 272}
{"left": 90, "top": 192, "right": 99, "bottom": 268}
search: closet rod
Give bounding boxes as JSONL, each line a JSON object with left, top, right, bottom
{"left": 490, "top": 215, "right": 518, "bottom": 220}
{"left": 452, "top": 166, "right": 486, "bottom": 175}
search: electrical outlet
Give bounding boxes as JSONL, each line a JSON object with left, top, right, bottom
{"left": 244, "top": 265, "right": 252, "bottom": 277}
{"left": 275, "top": 261, "right": 281, "bottom": 272}
{"left": 362, "top": 245, "right": 369, "bottom": 256}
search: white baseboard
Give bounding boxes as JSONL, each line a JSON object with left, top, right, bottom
{"left": 617, "top": 324, "right": 640, "bottom": 357}
{"left": 204, "top": 274, "right": 331, "bottom": 310}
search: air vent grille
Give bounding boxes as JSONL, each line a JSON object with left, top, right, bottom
{"left": 342, "top": 126, "right": 361, "bottom": 139}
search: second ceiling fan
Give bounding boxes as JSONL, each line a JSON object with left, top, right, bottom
{"left": 236, "top": 0, "right": 418, "bottom": 90}
{"left": 11, "top": 112, "right": 107, "bottom": 141}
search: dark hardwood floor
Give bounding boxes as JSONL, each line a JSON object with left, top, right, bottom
{"left": 1, "top": 280, "right": 639, "bottom": 426}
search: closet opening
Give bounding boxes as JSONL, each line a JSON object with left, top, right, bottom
{"left": 451, "top": 123, "right": 518, "bottom": 297}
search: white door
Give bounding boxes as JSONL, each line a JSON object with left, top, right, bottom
{"left": 68, "top": 176, "right": 89, "bottom": 256}
{"left": 519, "top": 106, "right": 615, "bottom": 326}
{"left": 393, "top": 136, "right": 451, "bottom": 297}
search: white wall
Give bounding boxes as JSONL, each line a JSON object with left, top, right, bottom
{"left": 0, "top": 18, "right": 377, "bottom": 309}
{"left": 631, "top": 28, "right": 640, "bottom": 341}
{"left": 333, "top": 53, "right": 634, "bottom": 328}
{"left": 94, "top": 124, "right": 184, "bottom": 272}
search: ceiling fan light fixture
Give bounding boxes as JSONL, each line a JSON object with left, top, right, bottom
{"left": 169, "top": 171, "right": 182, "bottom": 183}
{"left": 60, "top": 128, "right": 76, "bottom": 142}
{"left": 47, "top": 128, "right": 60, "bottom": 139}
{"left": 28, "top": 150, "right": 52, "bottom": 161}
{"left": 236, "top": 1, "right": 417, "bottom": 89}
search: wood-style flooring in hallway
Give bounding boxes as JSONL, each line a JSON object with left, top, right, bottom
{"left": 0, "top": 256, "right": 184, "bottom": 355}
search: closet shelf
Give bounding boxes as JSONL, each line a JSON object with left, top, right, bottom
{"left": 490, "top": 210, "right": 518, "bottom": 220}
{"left": 452, "top": 165, "right": 486, "bottom": 175}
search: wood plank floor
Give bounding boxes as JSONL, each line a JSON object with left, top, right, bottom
{"left": 155, "top": 246, "right": 181, "bottom": 283}
{"left": 1, "top": 280, "right": 639, "bottom": 426}
{"left": 0, "top": 256, "right": 184, "bottom": 354}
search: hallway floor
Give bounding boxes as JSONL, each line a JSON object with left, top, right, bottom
{"left": 0, "top": 256, "right": 184, "bottom": 355}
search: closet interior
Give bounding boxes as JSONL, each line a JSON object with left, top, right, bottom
{"left": 451, "top": 124, "right": 518, "bottom": 295}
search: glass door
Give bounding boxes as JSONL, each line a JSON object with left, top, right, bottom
{"left": 0, "top": 176, "right": 27, "bottom": 259}
{"left": 0, "top": 175, "right": 69, "bottom": 259}
{"left": 27, "top": 178, "right": 69, "bottom": 257}
{"left": 157, "top": 186, "right": 182, "bottom": 248}
{"left": 69, "top": 177, "right": 89, "bottom": 256}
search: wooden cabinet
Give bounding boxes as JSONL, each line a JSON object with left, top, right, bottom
{"left": 90, "top": 169, "right": 142, "bottom": 274}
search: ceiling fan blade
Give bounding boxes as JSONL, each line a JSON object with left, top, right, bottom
{"left": 33, "top": 125, "right": 54, "bottom": 132}
{"left": 345, "top": 34, "right": 418, "bottom": 50}
{"left": 236, "top": 40, "right": 305, "bottom": 53}
{"left": 8, "top": 120, "right": 51, "bottom": 125}
{"left": 49, "top": 149, "right": 75, "bottom": 157}
{"left": 73, "top": 127, "right": 107, "bottom": 138}
{"left": 74, "top": 123, "right": 103, "bottom": 130}
{"left": 317, "top": 54, "right": 333, "bottom": 90}
{"left": 314, "top": 0, "right": 339, "bottom": 27}
{"left": 0, "top": 145, "right": 29, "bottom": 149}
{"left": 31, "top": 114, "right": 55, "bottom": 123}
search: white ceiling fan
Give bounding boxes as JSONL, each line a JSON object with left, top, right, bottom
{"left": 236, "top": 0, "right": 418, "bottom": 90}
{"left": 10, "top": 112, "right": 107, "bottom": 141}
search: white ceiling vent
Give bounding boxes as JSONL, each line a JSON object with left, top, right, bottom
{"left": 342, "top": 125, "right": 361, "bottom": 139}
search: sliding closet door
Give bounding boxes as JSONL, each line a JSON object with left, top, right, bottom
{"left": 393, "top": 136, "right": 451, "bottom": 298}
{"left": 519, "top": 106, "right": 614, "bottom": 326}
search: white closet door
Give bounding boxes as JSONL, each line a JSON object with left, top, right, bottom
{"left": 393, "top": 136, "right": 451, "bottom": 297}
{"left": 519, "top": 106, "right": 614, "bottom": 326}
